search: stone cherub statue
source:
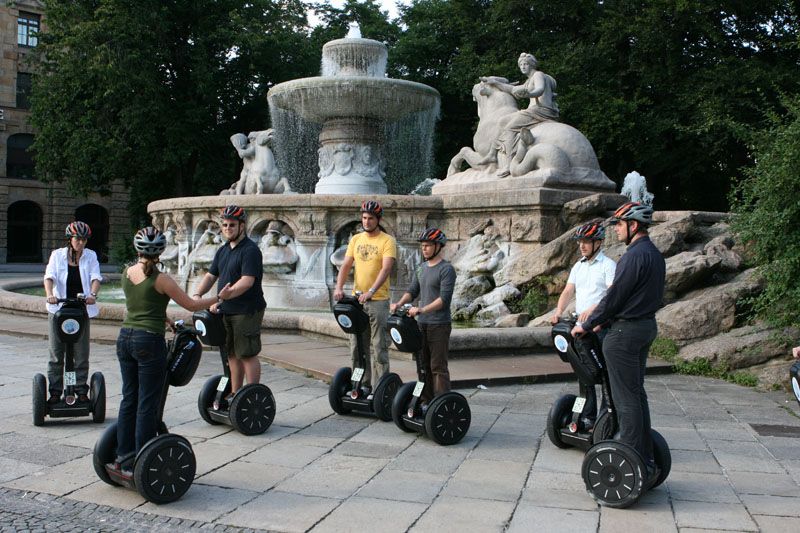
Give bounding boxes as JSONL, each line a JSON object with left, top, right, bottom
{"left": 222, "top": 129, "right": 293, "bottom": 195}
{"left": 259, "top": 220, "right": 299, "bottom": 274}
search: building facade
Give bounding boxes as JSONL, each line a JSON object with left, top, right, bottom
{"left": 0, "top": 1, "right": 128, "bottom": 263}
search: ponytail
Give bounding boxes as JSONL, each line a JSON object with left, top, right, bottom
{"left": 138, "top": 254, "right": 161, "bottom": 277}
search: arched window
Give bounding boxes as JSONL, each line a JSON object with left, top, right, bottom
{"left": 75, "top": 204, "right": 110, "bottom": 263}
{"left": 7, "top": 200, "right": 42, "bottom": 262}
{"left": 7, "top": 133, "right": 35, "bottom": 179}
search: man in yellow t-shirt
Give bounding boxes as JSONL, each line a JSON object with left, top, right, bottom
{"left": 334, "top": 200, "right": 397, "bottom": 392}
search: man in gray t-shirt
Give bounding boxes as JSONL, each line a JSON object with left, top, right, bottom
{"left": 391, "top": 228, "right": 456, "bottom": 405}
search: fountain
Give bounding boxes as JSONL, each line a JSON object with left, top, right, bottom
{"left": 267, "top": 23, "right": 440, "bottom": 194}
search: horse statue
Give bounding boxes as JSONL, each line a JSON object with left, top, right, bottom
{"left": 447, "top": 78, "right": 611, "bottom": 189}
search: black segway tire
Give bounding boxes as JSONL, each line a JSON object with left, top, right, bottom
{"left": 134, "top": 434, "right": 196, "bottom": 504}
{"left": 650, "top": 429, "right": 671, "bottom": 489}
{"left": 582, "top": 439, "right": 646, "bottom": 509}
{"left": 32, "top": 374, "right": 47, "bottom": 426}
{"left": 90, "top": 372, "right": 106, "bottom": 423}
{"left": 391, "top": 381, "right": 418, "bottom": 432}
{"left": 546, "top": 394, "right": 576, "bottom": 448}
{"left": 198, "top": 375, "right": 226, "bottom": 425}
{"left": 93, "top": 423, "right": 120, "bottom": 486}
{"left": 425, "top": 392, "right": 471, "bottom": 446}
{"left": 328, "top": 367, "right": 353, "bottom": 415}
{"left": 230, "top": 383, "right": 276, "bottom": 436}
{"left": 372, "top": 372, "right": 402, "bottom": 421}
{"left": 591, "top": 411, "right": 616, "bottom": 445}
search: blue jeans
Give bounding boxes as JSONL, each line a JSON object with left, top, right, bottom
{"left": 115, "top": 328, "right": 167, "bottom": 459}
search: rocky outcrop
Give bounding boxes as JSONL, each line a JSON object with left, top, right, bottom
{"left": 677, "top": 323, "right": 793, "bottom": 369}
{"left": 494, "top": 229, "right": 579, "bottom": 287}
{"left": 656, "top": 269, "right": 763, "bottom": 343}
{"left": 664, "top": 251, "right": 722, "bottom": 298}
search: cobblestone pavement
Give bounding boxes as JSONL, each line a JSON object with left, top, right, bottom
{"left": 1, "top": 333, "right": 799, "bottom": 532}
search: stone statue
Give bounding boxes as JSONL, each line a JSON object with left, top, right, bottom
{"left": 159, "top": 227, "right": 179, "bottom": 274}
{"left": 187, "top": 222, "right": 223, "bottom": 275}
{"left": 224, "top": 129, "right": 293, "bottom": 195}
{"left": 442, "top": 53, "right": 615, "bottom": 193}
{"left": 330, "top": 226, "right": 362, "bottom": 271}
{"left": 259, "top": 220, "right": 299, "bottom": 274}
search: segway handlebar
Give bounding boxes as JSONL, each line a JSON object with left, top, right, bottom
{"left": 55, "top": 294, "right": 87, "bottom": 304}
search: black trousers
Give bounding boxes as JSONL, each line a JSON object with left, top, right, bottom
{"left": 602, "top": 318, "right": 658, "bottom": 466}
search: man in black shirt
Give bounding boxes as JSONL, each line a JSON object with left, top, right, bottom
{"left": 194, "top": 205, "right": 267, "bottom": 397}
{"left": 572, "top": 201, "right": 665, "bottom": 482}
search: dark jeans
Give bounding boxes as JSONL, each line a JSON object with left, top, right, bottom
{"left": 419, "top": 323, "right": 452, "bottom": 403}
{"left": 115, "top": 328, "right": 167, "bottom": 459}
{"left": 602, "top": 318, "right": 657, "bottom": 466}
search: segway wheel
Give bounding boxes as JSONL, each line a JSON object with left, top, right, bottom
{"left": 391, "top": 381, "right": 418, "bottom": 432}
{"left": 32, "top": 373, "right": 47, "bottom": 426}
{"left": 546, "top": 394, "right": 576, "bottom": 448}
{"left": 424, "top": 392, "right": 471, "bottom": 446}
{"left": 591, "top": 411, "right": 616, "bottom": 445}
{"left": 328, "top": 367, "right": 352, "bottom": 415}
{"left": 650, "top": 429, "right": 671, "bottom": 489}
{"left": 134, "top": 434, "right": 196, "bottom": 504}
{"left": 90, "top": 372, "right": 106, "bottom": 423}
{"left": 582, "top": 440, "right": 646, "bottom": 508}
{"left": 230, "top": 383, "right": 275, "bottom": 436}
{"left": 93, "top": 423, "right": 120, "bottom": 486}
{"left": 198, "top": 375, "right": 227, "bottom": 425}
{"left": 372, "top": 372, "right": 402, "bottom": 421}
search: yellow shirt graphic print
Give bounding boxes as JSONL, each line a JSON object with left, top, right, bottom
{"left": 345, "top": 231, "right": 397, "bottom": 300}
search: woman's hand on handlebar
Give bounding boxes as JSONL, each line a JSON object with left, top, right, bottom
{"left": 46, "top": 295, "right": 58, "bottom": 305}
{"left": 571, "top": 324, "right": 586, "bottom": 337}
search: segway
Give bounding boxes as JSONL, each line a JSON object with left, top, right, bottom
{"left": 328, "top": 295, "right": 402, "bottom": 420}
{"left": 546, "top": 316, "right": 609, "bottom": 450}
{"left": 388, "top": 305, "right": 470, "bottom": 445}
{"left": 546, "top": 316, "right": 672, "bottom": 508}
{"left": 32, "top": 295, "right": 105, "bottom": 426}
{"left": 93, "top": 320, "right": 201, "bottom": 504}
{"left": 791, "top": 359, "right": 800, "bottom": 408}
{"left": 194, "top": 310, "right": 276, "bottom": 435}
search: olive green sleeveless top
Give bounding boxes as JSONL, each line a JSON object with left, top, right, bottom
{"left": 121, "top": 268, "right": 170, "bottom": 335}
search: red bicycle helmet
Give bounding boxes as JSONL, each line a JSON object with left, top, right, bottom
{"left": 65, "top": 221, "right": 92, "bottom": 239}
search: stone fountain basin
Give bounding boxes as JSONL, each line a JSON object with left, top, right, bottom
{"left": 268, "top": 77, "right": 440, "bottom": 123}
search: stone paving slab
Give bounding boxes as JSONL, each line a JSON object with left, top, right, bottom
{"left": 0, "top": 332, "right": 799, "bottom": 532}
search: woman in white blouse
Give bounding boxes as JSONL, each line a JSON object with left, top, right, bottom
{"left": 43, "top": 221, "right": 102, "bottom": 404}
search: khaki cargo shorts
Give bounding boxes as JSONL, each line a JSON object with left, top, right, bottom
{"left": 223, "top": 309, "right": 264, "bottom": 359}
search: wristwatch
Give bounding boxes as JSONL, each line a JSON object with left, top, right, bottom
{"left": 90, "top": 292, "right": 98, "bottom": 298}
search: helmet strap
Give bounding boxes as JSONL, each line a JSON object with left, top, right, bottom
{"left": 586, "top": 241, "right": 601, "bottom": 260}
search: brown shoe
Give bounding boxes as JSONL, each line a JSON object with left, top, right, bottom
{"left": 78, "top": 394, "right": 90, "bottom": 403}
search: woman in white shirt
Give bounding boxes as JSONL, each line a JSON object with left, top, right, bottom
{"left": 43, "top": 221, "right": 102, "bottom": 404}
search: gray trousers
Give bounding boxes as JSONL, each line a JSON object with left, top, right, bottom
{"left": 349, "top": 299, "right": 390, "bottom": 388}
{"left": 602, "top": 318, "right": 657, "bottom": 467}
{"left": 48, "top": 312, "right": 91, "bottom": 395}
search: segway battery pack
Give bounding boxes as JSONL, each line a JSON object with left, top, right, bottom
{"left": 193, "top": 310, "right": 226, "bottom": 347}
{"left": 551, "top": 321, "right": 604, "bottom": 386}
{"left": 387, "top": 313, "right": 423, "bottom": 354}
{"left": 333, "top": 296, "right": 369, "bottom": 335}
{"left": 167, "top": 330, "right": 203, "bottom": 387}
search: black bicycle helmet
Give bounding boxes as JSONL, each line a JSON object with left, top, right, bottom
{"left": 609, "top": 201, "right": 653, "bottom": 226}
{"left": 221, "top": 205, "right": 246, "bottom": 222}
{"left": 418, "top": 228, "right": 447, "bottom": 246}
{"left": 572, "top": 221, "right": 605, "bottom": 241}
{"left": 133, "top": 226, "right": 167, "bottom": 256}
{"left": 65, "top": 221, "right": 92, "bottom": 239}
{"left": 360, "top": 200, "right": 383, "bottom": 218}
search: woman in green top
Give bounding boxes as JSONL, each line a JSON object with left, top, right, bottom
{"left": 109, "top": 227, "right": 231, "bottom": 475}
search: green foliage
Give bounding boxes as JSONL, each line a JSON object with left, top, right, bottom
{"left": 393, "top": 0, "right": 800, "bottom": 208}
{"left": 108, "top": 227, "right": 136, "bottom": 271}
{"left": 649, "top": 337, "right": 679, "bottom": 362}
{"left": 672, "top": 357, "right": 758, "bottom": 388}
{"left": 30, "top": 0, "right": 315, "bottom": 220}
{"left": 730, "top": 94, "right": 800, "bottom": 329}
{"left": 507, "top": 277, "right": 551, "bottom": 316}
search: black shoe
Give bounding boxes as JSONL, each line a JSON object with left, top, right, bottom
{"left": 106, "top": 462, "right": 133, "bottom": 478}
{"left": 645, "top": 464, "right": 661, "bottom": 490}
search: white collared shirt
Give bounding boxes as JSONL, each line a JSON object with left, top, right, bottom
{"left": 567, "top": 250, "right": 616, "bottom": 314}
{"left": 44, "top": 247, "right": 103, "bottom": 318}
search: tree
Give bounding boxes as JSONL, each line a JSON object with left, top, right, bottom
{"left": 730, "top": 95, "right": 800, "bottom": 329}
{"left": 30, "top": 0, "right": 314, "bottom": 223}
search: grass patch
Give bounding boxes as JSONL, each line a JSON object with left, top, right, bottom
{"left": 506, "top": 276, "right": 553, "bottom": 316}
{"left": 649, "top": 337, "right": 679, "bottom": 362}
{"left": 673, "top": 356, "right": 759, "bottom": 388}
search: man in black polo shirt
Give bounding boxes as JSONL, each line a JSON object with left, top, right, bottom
{"left": 194, "top": 205, "right": 266, "bottom": 398}
{"left": 572, "top": 201, "right": 665, "bottom": 482}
